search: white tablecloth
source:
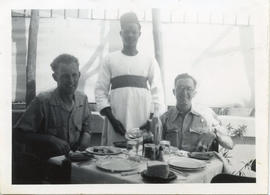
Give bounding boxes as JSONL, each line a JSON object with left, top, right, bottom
{"left": 48, "top": 154, "right": 223, "bottom": 184}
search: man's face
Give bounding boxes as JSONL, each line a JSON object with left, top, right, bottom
{"left": 120, "top": 23, "right": 141, "bottom": 48}
{"left": 53, "top": 63, "right": 80, "bottom": 95}
{"left": 174, "top": 78, "right": 196, "bottom": 109}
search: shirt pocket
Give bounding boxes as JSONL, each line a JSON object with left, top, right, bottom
{"left": 190, "top": 116, "right": 209, "bottom": 135}
{"left": 189, "top": 127, "right": 208, "bottom": 135}
{"left": 164, "top": 128, "right": 179, "bottom": 148}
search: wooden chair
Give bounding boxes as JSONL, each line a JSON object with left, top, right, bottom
{"left": 89, "top": 113, "right": 104, "bottom": 146}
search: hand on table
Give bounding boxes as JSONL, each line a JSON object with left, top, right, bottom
{"left": 49, "top": 136, "right": 70, "bottom": 155}
{"left": 77, "top": 132, "right": 91, "bottom": 151}
{"left": 214, "top": 151, "right": 233, "bottom": 174}
{"left": 196, "top": 131, "right": 216, "bottom": 152}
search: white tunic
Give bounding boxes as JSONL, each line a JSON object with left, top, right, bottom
{"left": 95, "top": 51, "right": 165, "bottom": 146}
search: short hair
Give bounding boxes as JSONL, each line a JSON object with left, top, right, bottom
{"left": 120, "top": 12, "right": 141, "bottom": 30}
{"left": 50, "top": 54, "right": 79, "bottom": 73}
{"left": 174, "top": 73, "right": 197, "bottom": 88}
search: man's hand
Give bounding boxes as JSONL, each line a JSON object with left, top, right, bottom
{"left": 110, "top": 118, "right": 126, "bottom": 136}
{"left": 214, "top": 151, "right": 233, "bottom": 174}
{"left": 140, "top": 113, "right": 154, "bottom": 131}
{"left": 23, "top": 132, "right": 70, "bottom": 157}
{"left": 77, "top": 132, "right": 91, "bottom": 151}
{"left": 100, "top": 107, "right": 126, "bottom": 136}
{"left": 139, "top": 120, "right": 151, "bottom": 131}
{"left": 48, "top": 136, "right": 70, "bottom": 155}
{"left": 196, "top": 131, "right": 216, "bottom": 152}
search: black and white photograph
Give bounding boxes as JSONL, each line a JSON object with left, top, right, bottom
{"left": 0, "top": 0, "right": 269, "bottom": 194}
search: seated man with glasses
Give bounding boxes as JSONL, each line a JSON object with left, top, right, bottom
{"left": 160, "top": 73, "right": 233, "bottom": 152}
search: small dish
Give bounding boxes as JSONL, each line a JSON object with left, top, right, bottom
{"left": 141, "top": 170, "right": 177, "bottom": 183}
{"left": 69, "top": 152, "right": 94, "bottom": 162}
{"left": 188, "top": 151, "right": 214, "bottom": 160}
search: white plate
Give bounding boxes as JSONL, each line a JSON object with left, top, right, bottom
{"left": 169, "top": 164, "right": 204, "bottom": 171}
{"left": 96, "top": 158, "right": 140, "bottom": 172}
{"left": 168, "top": 157, "right": 206, "bottom": 169}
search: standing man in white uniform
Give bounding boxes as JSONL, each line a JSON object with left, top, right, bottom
{"left": 95, "top": 12, "right": 165, "bottom": 146}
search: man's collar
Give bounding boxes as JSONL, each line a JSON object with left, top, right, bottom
{"left": 49, "top": 88, "right": 84, "bottom": 108}
{"left": 190, "top": 107, "right": 201, "bottom": 116}
{"left": 172, "top": 105, "right": 200, "bottom": 121}
{"left": 48, "top": 88, "right": 61, "bottom": 106}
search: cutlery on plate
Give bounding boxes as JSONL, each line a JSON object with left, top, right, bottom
{"left": 169, "top": 167, "right": 189, "bottom": 177}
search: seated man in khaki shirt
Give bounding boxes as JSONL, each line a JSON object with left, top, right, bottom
{"left": 15, "top": 54, "right": 91, "bottom": 160}
{"left": 160, "top": 73, "right": 233, "bottom": 152}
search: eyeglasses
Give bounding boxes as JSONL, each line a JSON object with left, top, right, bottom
{"left": 177, "top": 86, "right": 194, "bottom": 93}
{"left": 122, "top": 29, "right": 140, "bottom": 36}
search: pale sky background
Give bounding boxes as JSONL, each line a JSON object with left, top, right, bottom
{"left": 11, "top": 0, "right": 266, "bottom": 108}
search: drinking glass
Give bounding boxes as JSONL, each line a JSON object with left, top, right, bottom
{"left": 127, "top": 140, "right": 137, "bottom": 156}
{"left": 160, "top": 140, "right": 171, "bottom": 159}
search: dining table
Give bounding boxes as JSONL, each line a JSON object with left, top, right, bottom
{"left": 48, "top": 147, "right": 224, "bottom": 184}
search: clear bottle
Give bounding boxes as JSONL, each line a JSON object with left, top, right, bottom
{"left": 151, "top": 117, "right": 161, "bottom": 145}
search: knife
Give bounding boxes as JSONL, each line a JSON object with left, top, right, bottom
{"left": 169, "top": 167, "right": 189, "bottom": 177}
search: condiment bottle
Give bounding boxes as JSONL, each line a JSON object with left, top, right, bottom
{"left": 157, "top": 145, "right": 165, "bottom": 161}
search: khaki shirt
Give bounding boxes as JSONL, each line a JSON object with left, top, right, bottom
{"left": 160, "top": 106, "right": 216, "bottom": 152}
{"left": 15, "top": 89, "right": 91, "bottom": 149}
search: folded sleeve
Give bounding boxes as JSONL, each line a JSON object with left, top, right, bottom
{"left": 211, "top": 111, "right": 229, "bottom": 135}
{"left": 14, "top": 97, "right": 44, "bottom": 133}
{"left": 95, "top": 56, "right": 111, "bottom": 112}
{"left": 200, "top": 107, "right": 228, "bottom": 135}
{"left": 148, "top": 57, "right": 166, "bottom": 116}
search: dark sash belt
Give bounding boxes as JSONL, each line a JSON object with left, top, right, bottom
{"left": 111, "top": 75, "right": 148, "bottom": 90}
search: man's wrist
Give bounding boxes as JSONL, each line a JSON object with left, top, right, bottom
{"left": 213, "top": 128, "right": 218, "bottom": 140}
{"left": 79, "top": 132, "right": 91, "bottom": 149}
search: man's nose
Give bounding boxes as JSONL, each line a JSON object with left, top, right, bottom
{"left": 179, "top": 90, "right": 189, "bottom": 98}
{"left": 127, "top": 32, "right": 134, "bottom": 37}
{"left": 180, "top": 89, "right": 188, "bottom": 94}
{"left": 66, "top": 76, "right": 75, "bottom": 84}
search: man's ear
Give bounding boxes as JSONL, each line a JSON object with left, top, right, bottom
{"left": 52, "top": 73, "right": 57, "bottom": 82}
{"left": 78, "top": 71, "right": 81, "bottom": 78}
{"left": 191, "top": 90, "right": 197, "bottom": 98}
{"left": 173, "top": 89, "right": 176, "bottom": 96}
